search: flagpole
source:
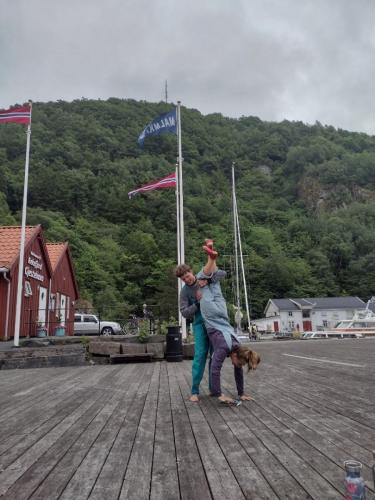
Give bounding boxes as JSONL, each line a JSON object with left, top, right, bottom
{"left": 177, "top": 101, "right": 187, "bottom": 338}
{"left": 175, "top": 164, "right": 181, "bottom": 266}
{"left": 13, "top": 101, "right": 32, "bottom": 347}
{"left": 176, "top": 164, "right": 183, "bottom": 328}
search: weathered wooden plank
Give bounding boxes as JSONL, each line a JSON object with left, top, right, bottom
{"left": 119, "top": 363, "right": 160, "bottom": 500}
{"left": 0, "top": 393, "right": 107, "bottom": 497}
{"left": 57, "top": 365, "right": 147, "bottom": 499}
{"left": 263, "top": 365, "right": 375, "bottom": 442}
{"left": 0, "top": 390, "right": 91, "bottom": 468}
{"left": 0, "top": 365, "right": 102, "bottom": 429}
{"left": 278, "top": 367, "right": 375, "bottom": 418}
{"left": 244, "top": 391, "right": 348, "bottom": 495}
{"left": 166, "top": 362, "right": 212, "bottom": 500}
{"left": 0, "top": 381, "right": 94, "bottom": 454}
{"left": 189, "top": 365, "right": 313, "bottom": 500}
{"left": 0, "top": 365, "right": 118, "bottom": 449}
{"left": 255, "top": 382, "right": 375, "bottom": 468}
{"left": 252, "top": 391, "right": 375, "bottom": 496}
{"left": 174, "top": 363, "right": 246, "bottom": 500}
{"left": 220, "top": 377, "right": 344, "bottom": 498}
{"left": 88, "top": 364, "right": 155, "bottom": 500}
{"left": 178, "top": 363, "right": 279, "bottom": 500}
{"left": 4, "top": 365, "right": 135, "bottom": 500}
{"left": 0, "top": 341, "right": 373, "bottom": 500}
{"left": 0, "top": 366, "right": 81, "bottom": 419}
{"left": 264, "top": 369, "right": 375, "bottom": 436}
{"left": 150, "top": 362, "right": 180, "bottom": 500}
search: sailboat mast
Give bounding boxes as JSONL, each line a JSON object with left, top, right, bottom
{"left": 234, "top": 195, "right": 251, "bottom": 331}
{"left": 232, "top": 163, "right": 251, "bottom": 333}
{"left": 232, "top": 165, "right": 241, "bottom": 314}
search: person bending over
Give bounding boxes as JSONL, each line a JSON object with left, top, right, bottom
{"left": 196, "top": 239, "right": 260, "bottom": 404}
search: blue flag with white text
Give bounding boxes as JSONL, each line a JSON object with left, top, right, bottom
{"left": 138, "top": 109, "right": 177, "bottom": 147}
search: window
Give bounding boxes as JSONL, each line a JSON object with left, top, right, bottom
{"left": 302, "top": 310, "right": 310, "bottom": 318}
{"left": 288, "top": 312, "right": 293, "bottom": 316}
{"left": 323, "top": 320, "right": 328, "bottom": 327}
{"left": 84, "top": 315, "right": 97, "bottom": 323}
{"left": 74, "top": 315, "right": 81, "bottom": 323}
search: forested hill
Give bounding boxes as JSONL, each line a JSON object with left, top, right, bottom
{"left": 1, "top": 98, "right": 375, "bottom": 318}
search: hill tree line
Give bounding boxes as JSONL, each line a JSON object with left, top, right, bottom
{"left": 1, "top": 98, "right": 375, "bottom": 320}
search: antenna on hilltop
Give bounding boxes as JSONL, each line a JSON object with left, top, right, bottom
{"left": 165, "top": 80, "right": 168, "bottom": 103}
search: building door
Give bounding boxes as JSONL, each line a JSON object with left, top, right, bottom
{"left": 38, "top": 286, "right": 48, "bottom": 326}
{"left": 303, "top": 320, "right": 312, "bottom": 331}
{"left": 273, "top": 321, "right": 279, "bottom": 332}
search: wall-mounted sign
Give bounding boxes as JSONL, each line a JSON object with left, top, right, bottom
{"left": 24, "top": 267, "right": 44, "bottom": 281}
{"left": 24, "top": 280, "right": 32, "bottom": 297}
{"left": 24, "top": 250, "right": 44, "bottom": 281}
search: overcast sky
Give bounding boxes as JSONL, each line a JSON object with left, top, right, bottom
{"left": 1, "top": 0, "right": 375, "bottom": 134}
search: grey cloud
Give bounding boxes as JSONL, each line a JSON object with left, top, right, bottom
{"left": 1, "top": 0, "right": 375, "bottom": 133}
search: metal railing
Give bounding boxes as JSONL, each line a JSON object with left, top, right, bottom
{"left": 23, "top": 305, "right": 169, "bottom": 337}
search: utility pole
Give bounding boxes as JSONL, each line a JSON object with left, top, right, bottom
{"left": 165, "top": 80, "right": 168, "bottom": 103}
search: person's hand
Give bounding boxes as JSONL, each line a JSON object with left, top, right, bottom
{"left": 196, "top": 290, "right": 202, "bottom": 301}
{"left": 197, "top": 279, "right": 208, "bottom": 288}
{"left": 239, "top": 394, "right": 254, "bottom": 401}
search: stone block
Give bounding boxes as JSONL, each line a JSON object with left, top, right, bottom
{"left": 120, "top": 343, "right": 146, "bottom": 354}
{"left": 147, "top": 335, "right": 167, "bottom": 344}
{"left": 89, "top": 341, "right": 121, "bottom": 355}
{"left": 146, "top": 342, "right": 165, "bottom": 359}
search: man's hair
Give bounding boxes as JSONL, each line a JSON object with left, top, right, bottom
{"left": 175, "top": 264, "right": 192, "bottom": 277}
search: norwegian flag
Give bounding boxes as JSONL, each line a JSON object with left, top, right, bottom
{"left": 128, "top": 172, "right": 176, "bottom": 199}
{"left": 0, "top": 105, "right": 31, "bottom": 124}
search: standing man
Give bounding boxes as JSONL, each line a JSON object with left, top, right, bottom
{"left": 175, "top": 264, "right": 211, "bottom": 402}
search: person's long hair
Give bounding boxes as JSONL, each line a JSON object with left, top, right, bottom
{"left": 235, "top": 346, "right": 261, "bottom": 372}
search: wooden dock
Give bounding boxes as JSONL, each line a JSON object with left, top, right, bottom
{"left": 0, "top": 339, "right": 374, "bottom": 499}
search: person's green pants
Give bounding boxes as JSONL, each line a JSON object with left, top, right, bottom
{"left": 191, "top": 321, "right": 212, "bottom": 395}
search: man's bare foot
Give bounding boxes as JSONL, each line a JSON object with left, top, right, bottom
{"left": 190, "top": 394, "right": 199, "bottom": 402}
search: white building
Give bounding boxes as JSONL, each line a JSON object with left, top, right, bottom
{"left": 252, "top": 297, "right": 366, "bottom": 333}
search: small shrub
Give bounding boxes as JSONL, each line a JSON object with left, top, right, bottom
{"left": 138, "top": 319, "right": 151, "bottom": 343}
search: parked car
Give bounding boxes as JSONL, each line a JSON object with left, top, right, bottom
{"left": 74, "top": 313, "right": 122, "bottom": 336}
{"left": 272, "top": 331, "right": 293, "bottom": 340}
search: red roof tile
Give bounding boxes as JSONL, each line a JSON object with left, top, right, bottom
{"left": 46, "top": 243, "right": 67, "bottom": 271}
{"left": 0, "top": 226, "right": 39, "bottom": 269}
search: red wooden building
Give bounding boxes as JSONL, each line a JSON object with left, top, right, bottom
{"left": 0, "top": 225, "right": 79, "bottom": 340}
{"left": 46, "top": 243, "right": 79, "bottom": 336}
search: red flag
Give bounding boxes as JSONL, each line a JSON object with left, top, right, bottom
{"left": 0, "top": 105, "right": 31, "bottom": 124}
{"left": 128, "top": 172, "right": 176, "bottom": 199}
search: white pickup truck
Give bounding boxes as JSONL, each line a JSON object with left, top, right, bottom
{"left": 73, "top": 313, "right": 122, "bottom": 336}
